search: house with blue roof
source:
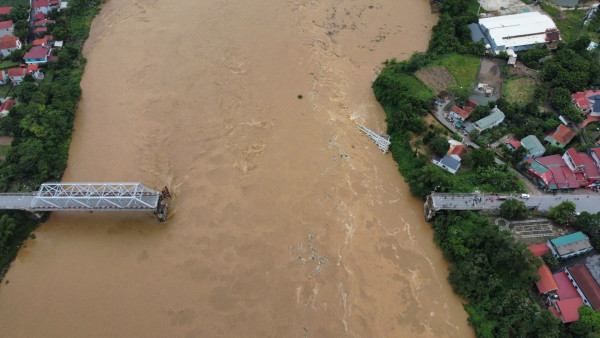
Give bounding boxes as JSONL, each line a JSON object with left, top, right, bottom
{"left": 547, "top": 232, "right": 593, "bottom": 259}
{"left": 432, "top": 155, "right": 461, "bottom": 174}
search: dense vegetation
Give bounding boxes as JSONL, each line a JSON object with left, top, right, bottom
{"left": 372, "top": 0, "right": 600, "bottom": 335}
{"left": 434, "top": 211, "right": 560, "bottom": 337}
{"left": 0, "top": 0, "right": 102, "bottom": 277}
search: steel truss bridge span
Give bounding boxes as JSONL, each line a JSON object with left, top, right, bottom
{"left": 0, "top": 183, "right": 168, "bottom": 221}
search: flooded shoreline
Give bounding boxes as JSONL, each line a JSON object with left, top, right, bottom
{"left": 0, "top": 0, "right": 473, "bottom": 336}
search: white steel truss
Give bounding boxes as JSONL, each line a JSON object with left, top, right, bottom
{"left": 357, "top": 124, "right": 391, "bottom": 153}
{"left": 29, "top": 183, "right": 161, "bottom": 211}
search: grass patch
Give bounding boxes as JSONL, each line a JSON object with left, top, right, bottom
{"left": 0, "top": 61, "right": 19, "bottom": 70}
{"left": 0, "top": 85, "right": 11, "bottom": 98}
{"left": 0, "top": 144, "right": 9, "bottom": 158}
{"left": 433, "top": 53, "right": 480, "bottom": 89}
{"left": 503, "top": 77, "right": 536, "bottom": 104}
{"left": 541, "top": 1, "right": 592, "bottom": 42}
{"left": 396, "top": 73, "right": 436, "bottom": 101}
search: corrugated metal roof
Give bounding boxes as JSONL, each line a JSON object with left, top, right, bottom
{"left": 479, "top": 12, "right": 558, "bottom": 52}
{"left": 568, "top": 264, "right": 600, "bottom": 310}
{"left": 551, "top": 232, "right": 588, "bottom": 247}
{"left": 521, "top": 135, "right": 545, "bottom": 155}
{"left": 475, "top": 108, "right": 505, "bottom": 130}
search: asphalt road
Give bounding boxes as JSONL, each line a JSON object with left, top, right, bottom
{"left": 431, "top": 193, "right": 600, "bottom": 214}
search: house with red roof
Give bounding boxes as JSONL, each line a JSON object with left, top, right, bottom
{"left": 551, "top": 297, "right": 584, "bottom": 323}
{"left": 545, "top": 124, "right": 576, "bottom": 148}
{"left": 566, "top": 264, "right": 600, "bottom": 311}
{"left": 34, "top": 27, "right": 48, "bottom": 36}
{"left": 504, "top": 138, "right": 522, "bottom": 150}
{"left": 33, "top": 0, "right": 52, "bottom": 14}
{"left": 449, "top": 105, "right": 471, "bottom": 122}
{"left": 447, "top": 145, "right": 467, "bottom": 162}
{"left": 34, "top": 19, "right": 55, "bottom": 27}
{"left": 591, "top": 147, "right": 600, "bottom": 171}
{"left": 33, "top": 35, "right": 52, "bottom": 47}
{"left": 0, "top": 98, "right": 15, "bottom": 117}
{"left": 26, "top": 64, "right": 43, "bottom": 81}
{"left": 0, "top": 20, "right": 13, "bottom": 39}
{"left": 546, "top": 271, "right": 586, "bottom": 323}
{"left": 6, "top": 68, "right": 25, "bottom": 85}
{"left": 0, "top": 35, "right": 20, "bottom": 57}
{"left": 525, "top": 148, "right": 600, "bottom": 190}
{"left": 536, "top": 265, "right": 559, "bottom": 294}
{"left": 572, "top": 89, "right": 600, "bottom": 117}
{"left": 23, "top": 46, "right": 50, "bottom": 64}
{"left": 35, "top": 12, "right": 46, "bottom": 21}
{"left": 527, "top": 243, "right": 550, "bottom": 257}
{"left": 0, "top": 7, "right": 11, "bottom": 15}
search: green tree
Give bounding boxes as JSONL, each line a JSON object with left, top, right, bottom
{"left": 509, "top": 146, "right": 527, "bottom": 165}
{"left": 454, "top": 87, "right": 471, "bottom": 106}
{"left": 0, "top": 214, "right": 16, "bottom": 253}
{"left": 430, "top": 135, "right": 450, "bottom": 156}
{"left": 9, "top": 6, "right": 29, "bottom": 21}
{"left": 500, "top": 199, "right": 528, "bottom": 219}
{"left": 542, "top": 251, "right": 559, "bottom": 270}
{"left": 575, "top": 211, "right": 600, "bottom": 235}
{"left": 15, "top": 83, "right": 40, "bottom": 104}
{"left": 470, "top": 148, "right": 495, "bottom": 168}
{"left": 570, "top": 306, "right": 600, "bottom": 337}
{"left": 548, "top": 201, "right": 576, "bottom": 225}
{"left": 549, "top": 87, "right": 573, "bottom": 111}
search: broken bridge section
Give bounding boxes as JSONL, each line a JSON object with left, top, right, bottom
{"left": 0, "top": 183, "right": 169, "bottom": 221}
{"left": 357, "top": 124, "right": 391, "bottom": 153}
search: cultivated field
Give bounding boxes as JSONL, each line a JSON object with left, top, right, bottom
{"left": 415, "top": 66, "right": 456, "bottom": 94}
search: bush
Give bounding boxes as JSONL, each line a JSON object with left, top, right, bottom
{"left": 500, "top": 198, "right": 528, "bottom": 219}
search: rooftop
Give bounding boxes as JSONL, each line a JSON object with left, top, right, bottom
{"left": 548, "top": 125, "right": 576, "bottom": 146}
{"left": 554, "top": 271, "right": 581, "bottom": 300}
{"left": 6, "top": 68, "right": 25, "bottom": 77}
{"left": 0, "top": 99, "right": 15, "bottom": 112}
{"left": 567, "top": 148, "right": 583, "bottom": 167}
{"left": 568, "top": 264, "right": 600, "bottom": 310}
{"left": 33, "top": 27, "right": 48, "bottom": 34}
{"left": 475, "top": 107, "right": 505, "bottom": 130}
{"left": 0, "top": 7, "right": 11, "bottom": 15}
{"left": 521, "top": 135, "right": 545, "bottom": 155}
{"left": 536, "top": 265, "right": 559, "bottom": 294}
{"left": 0, "top": 20, "right": 13, "bottom": 30}
{"left": 0, "top": 35, "right": 19, "bottom": 50}
{"left": 479, "top": 12, "right": 559, "bottom": 51}
{"left": 434, "top": 155, "right": 461, "bottom": 171}
{"left": 527, "top": 243, "right": 550, "bottom": 257}
{"left": 33, "top": 0, "right": 50, "bottom": 8}
{"left": 505, "top": 138, "right": 522, "bottom": 150}
{"left": 24, "top": 46, "right": 50, "bottom": 60}
{"left": 556, "top": 297, "right": 584, "bottom": 323}
{"left": 451, "top": 105, "right": 470, "bottom": 119}
{"left": 447, "top": 145, "right": 467, "bottom": 160}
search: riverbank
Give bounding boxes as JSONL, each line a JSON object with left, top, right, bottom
{"left": 0, "top": 0, "right": 473, "bottom": 336}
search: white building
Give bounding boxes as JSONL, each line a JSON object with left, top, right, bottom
{"left": 479, "top": 12, "right": 560, "bottom": 54}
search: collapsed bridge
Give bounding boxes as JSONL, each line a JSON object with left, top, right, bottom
{"left": 0, "top": 183, "right": 169, "bottom": 221}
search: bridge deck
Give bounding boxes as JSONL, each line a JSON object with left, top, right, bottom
{"left": 429, "top": 192, "right": 600, "bottom": 214}
{"left": 0, "top": 183, "right": 161, "bottom": 212}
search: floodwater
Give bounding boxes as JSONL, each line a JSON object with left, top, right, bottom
{"left": 0, "top": 0, "right": 472, "bottom": 336}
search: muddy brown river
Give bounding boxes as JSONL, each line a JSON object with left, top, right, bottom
{"left": 0, "top": 0, "right": 472, "bottom": 336}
